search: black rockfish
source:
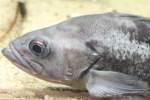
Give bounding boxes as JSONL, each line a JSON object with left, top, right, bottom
{"left": 2, "top": 12, "right": 150, "bottom": 97}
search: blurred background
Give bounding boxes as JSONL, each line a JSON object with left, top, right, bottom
{"left": 0, "top": 0, "right": 150, "bottom": 99}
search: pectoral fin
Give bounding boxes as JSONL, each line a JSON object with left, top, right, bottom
{"left": 85, "top": 69, "right": 149, "bottom": 97}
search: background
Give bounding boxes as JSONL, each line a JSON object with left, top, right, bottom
{"left": 0, "top": 0, "right": 150, "bottom": 100}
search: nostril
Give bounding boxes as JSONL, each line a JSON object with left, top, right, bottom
{"left": 20, "top": 48, "right": 32, "bottom": 58}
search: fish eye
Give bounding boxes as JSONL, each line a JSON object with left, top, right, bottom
{"left": 32, "top": 44, "right": 42, "bottom": 54}
{"left": 29, "top": 40, "right": 50, "bottom": 57}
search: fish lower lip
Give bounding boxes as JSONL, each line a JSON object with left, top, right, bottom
{"left": 2, "top": 43, "right": 38, "bottom": 74}
{"left": 2, "top": 48, "right": 19, "bottom": 64}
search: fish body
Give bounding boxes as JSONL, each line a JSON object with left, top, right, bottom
{"left": 2, "top": 12, "right": 150, "bottom": 97}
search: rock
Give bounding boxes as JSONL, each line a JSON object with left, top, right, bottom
{"left": 0, "top": 0, "right": 19, "bottom": 40}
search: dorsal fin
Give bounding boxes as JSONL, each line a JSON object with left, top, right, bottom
{"left": 105, "top": 12, "right": 150, "bottom": 44}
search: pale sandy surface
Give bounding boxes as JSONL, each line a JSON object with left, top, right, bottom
{"left": 1, "top": 0, "right": 150, "bottom": 100}
{"left": 0, "top": 0, "right": 19, "bottom": 41}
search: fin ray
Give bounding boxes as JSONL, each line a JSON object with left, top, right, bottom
{"left": 85, "top": 69, "right": 149, "bottom": 97}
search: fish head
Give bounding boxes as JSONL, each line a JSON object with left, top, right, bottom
{"left": 2, "top": 24, "right": 95, "bottom": 84}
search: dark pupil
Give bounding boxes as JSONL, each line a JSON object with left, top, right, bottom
{"left": 32, "top": 44, "right": 42, "bottom": 54}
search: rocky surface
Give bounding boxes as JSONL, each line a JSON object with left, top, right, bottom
{"left": 0, "top": 0, "right": 19, "bottom": 39}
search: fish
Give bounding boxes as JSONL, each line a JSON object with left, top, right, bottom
{"left": 2, "top": 12, "right": 150, "bottom": 98}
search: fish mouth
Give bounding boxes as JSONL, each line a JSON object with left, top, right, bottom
{"left": 2, "top": 43, "right": 68, "bottom": 84}
{"left": 2, "top": 42, "right": 42, "bottom": 75}
{"left": 2, "top": 43, "right": 65, "bottom": 84}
